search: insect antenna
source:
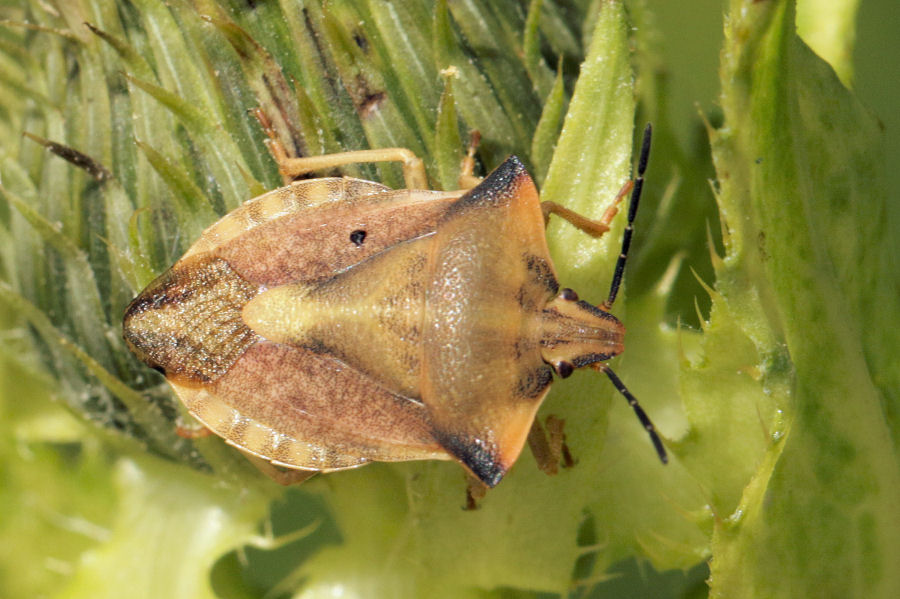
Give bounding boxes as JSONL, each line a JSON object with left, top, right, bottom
{"left": 602, "top": 123, "right": 652, "bottom": 310}
{"left": 594, "top": 362, "right": 668, "bottom": 464}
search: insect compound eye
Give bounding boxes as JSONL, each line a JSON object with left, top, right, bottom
{"left": 555, "top": 361, "right": 575, "bottom": 378}
{"left": 349, "top": 229, "right": 367, "bottom": 246}
{"left": 560, "top": 288, "right": 579, "bottom": 301}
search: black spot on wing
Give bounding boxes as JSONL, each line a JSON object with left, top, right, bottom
{"left": 349, "top": 229, "right": 367, "bottom": 246}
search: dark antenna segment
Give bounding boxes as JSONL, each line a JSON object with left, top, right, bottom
{"left": 595, "top": 124, "right": 666, "bottom": 464}
{"left": 595, "top": 363, "right": 668, "bottom": 464}
{"left": 603, "top": 123, "right": 652, "bottom": 310}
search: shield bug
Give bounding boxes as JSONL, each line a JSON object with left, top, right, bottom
{"left": 123, "top": 124, "right": 666, "bottom": 489}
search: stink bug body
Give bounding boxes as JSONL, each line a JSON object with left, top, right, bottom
{"left": 123, "top": 125, "right": 665, "bottom": 488}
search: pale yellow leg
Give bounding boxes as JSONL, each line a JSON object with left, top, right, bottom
{"left": 277, "top": 149, "right": 427, "bottom": 190}
{"left": 254, "top": 107, "right": 427, "bottom": 189}
{"left": 541, "top": 179, "right": 634, "bottom": 238}
{"left": 457, "top": 130, "right": 483, "bottom": 190}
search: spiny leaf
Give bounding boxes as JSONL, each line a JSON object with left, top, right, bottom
{"left": 706, "top": 1, "right": 900, "bottom": 596}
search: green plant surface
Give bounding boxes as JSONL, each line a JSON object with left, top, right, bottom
{"left": 707, "top": 1, "right": 900, "bottom": 596}
{"left": 0, "top": 1, "right": 897, "bottom": 598}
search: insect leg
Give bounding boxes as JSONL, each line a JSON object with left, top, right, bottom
{"left": 602, "top": 123, "right": 652, "bottom": 310}
{"left": 253, "top": 107, "right": 427, "bottom": 189}
{"left": 253, "top": 107, "right": 298, "bottom": 186}
{"left": 527, "top": 417, "right": 558, "bottom": 476}
{"left": 458, "top": 130, "right": 483, "bottom": 189}
{"left": 527, "top": 415, "right": 574, "bottom": 476}
{"left": 464, "top": 474, "right": 489, "bottom": 510}
{"left": 540, "top": 181, "right": 632, "bottom": 238}
{"left": 594, "top": 362, "right": 667, "bottom": 464}
{"left": 540, "top": 128, "right": 651, "bottom": 238}
{"left": 275, "top": 148, "right": 427, "bottom": 190}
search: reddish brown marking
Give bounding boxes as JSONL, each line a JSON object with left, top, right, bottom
{"left": 215, "top": 194, "right": 456, "bottom": 287}
{"left": 207, "top": 341, "right": 445, "bottom": 464}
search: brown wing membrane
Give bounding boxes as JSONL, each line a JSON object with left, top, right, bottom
{"left": 422, "top": 157, "right": 558, "bottom": 486}
{"left": 126, "top": 179, "right": 461, "bottom": 384}
{"left": 125, "top": 177, "right": 465, "bottom": 471}
{"left": 173, "top": 341, "right": 449, "bottom": 471}
{"left": 190, "top": 178, "right": 461, "bottom": 287}
{"left": 123, "top": 255, "right": 259, "bottom": 384}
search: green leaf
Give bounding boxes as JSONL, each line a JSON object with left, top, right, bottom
{"left": 523, "top": 0, "right": 555, "bottom": 99}
{"left": 135, "top": 139, "right": 217, "bottom": 241}
{"left": 706, "top": 1, "right": 900, "bottom": 596}
{"left": 796, "top": 0, "right": 860, "bottom": 86}
{"left": 432, "top": 0, "right": 519, "bottom": 167}
{"left": 57, "top": 458, "right": 272, "bottom": 599}
{"left": 530, "top": 61, "right": 566, "bottom": 185}
{"left": 433, "top": 74, "right": 464, "bottom": 190}
{"left": 542, "top": 0, "right": 635, "bottom": 285}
